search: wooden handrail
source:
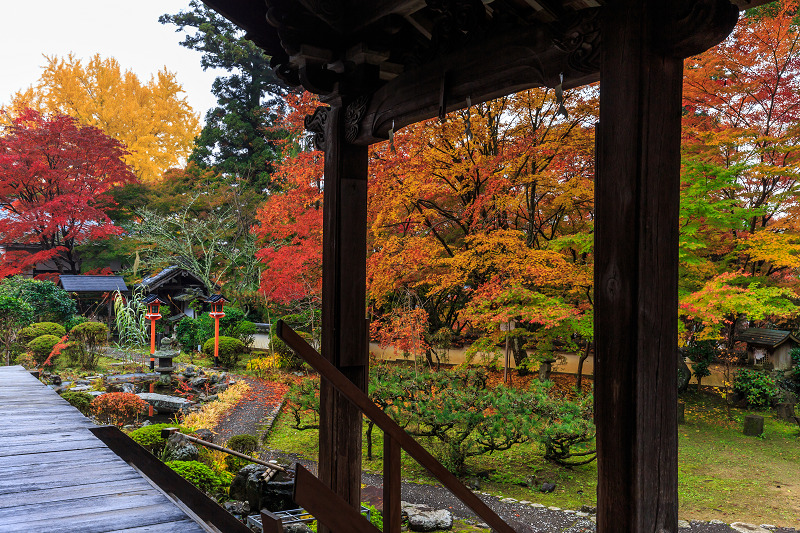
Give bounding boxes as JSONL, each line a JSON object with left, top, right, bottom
{"left": 276, "top": 320, "right": 515, "bottom": 533}
{"left": 293, "top": 464, "right": 380, "bottom": 533}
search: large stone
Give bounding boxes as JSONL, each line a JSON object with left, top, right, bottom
{"left": 776, "top": 402, "right": 796, "bottom": 422}
{"left": 229, "top": 464, "right": 296, "bottom": 513}
{"left": 402, "top": 502, "right": 453, "bottom": 532}
{"left": 163, "top": 433, "right": 199, "bottom": 461}
{"left": 743, "top": 415, "right": 764, "bottom": 437}
{"left": 136, "top": 392, "right": 194, "bottom": 413}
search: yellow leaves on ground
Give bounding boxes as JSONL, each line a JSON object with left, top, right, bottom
{"left": 10, "top": 54, "right": 200, "bottom": 183}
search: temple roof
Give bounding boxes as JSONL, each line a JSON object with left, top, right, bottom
{"left": 58, "top": 275, "right": 128, "bottom": 293}
{"left": 203, "top": 0, "right": 771, "bottom": 144}
{"left": 736, "top": 328, "right": 800, "bottom": 349}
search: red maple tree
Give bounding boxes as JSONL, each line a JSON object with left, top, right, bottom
{"left": 0, "top": 108, "right": 135, "bottom": 276}
{"left": 253, "top": 93, "right": 324, "bottom": 323}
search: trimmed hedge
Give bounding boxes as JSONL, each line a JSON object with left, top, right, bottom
{"left": 61, "top": 391, "right": 94, "bottom": 416}
{"left": 26, "top": 334, "right": 61, "bottom": 364}
{"left": 202, "top": 336, "right": 246, "bottom": 368}
{"left": 224, "top": 433, "right": 259, "bottom": 472}
{"left": 128, "top": 423, "right": 190, "bottom": 455}
{"left": 165, "top": 460, "right": 226, "bottom": 494}
{"left": 20, "top": 322, "right": 66, "bottom": 344}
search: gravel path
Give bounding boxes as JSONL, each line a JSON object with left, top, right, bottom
{"left": 213, "top": 376, "right": 287, "bottom": 444}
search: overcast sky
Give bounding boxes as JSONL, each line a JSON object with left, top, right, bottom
{"left": 0, "top": 0, "right": 223, "bottom": 120}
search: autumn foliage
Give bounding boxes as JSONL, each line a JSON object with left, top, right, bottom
{"left": 0, "top": 109, "right": 136, "bottom": 277}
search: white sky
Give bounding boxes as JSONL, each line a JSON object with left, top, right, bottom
{"left": 0, "top": 0, "right": 223, "bottom": 120}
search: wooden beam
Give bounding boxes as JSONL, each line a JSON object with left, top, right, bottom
{"left": 294, "top": 464, "right": 381, "bottom": 533}
{"left": 594, "top": 0, "right": 682, "bottom": 530}
{"left": 353, "top": 18, "right": 600, "bottom": 144}
{"left": 317, "top": 98, "right": 370, "bottom": 533}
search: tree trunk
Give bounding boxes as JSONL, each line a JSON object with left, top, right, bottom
{"left": 511, "top": 336, "right": 529, "bottom": 374}
{"left": 576, "top": 341, "right": 592, "bottom": 390}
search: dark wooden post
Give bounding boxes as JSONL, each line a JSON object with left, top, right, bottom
{"left": 317, "top": 97, "right": 369, "bottom": 530}
{"left": 595, "top": 2, "right": 682, "bottom": 531}
{"left": 595, "top": 1, "right": 737, "bottom": 528}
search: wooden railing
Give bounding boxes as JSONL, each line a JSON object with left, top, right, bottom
{"left": 275, "top": 320, "right": 515, "bottom": 533}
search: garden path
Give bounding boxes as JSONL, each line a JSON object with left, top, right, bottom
{"left": 212, "top": 376, "right": 288, "bottom": 444}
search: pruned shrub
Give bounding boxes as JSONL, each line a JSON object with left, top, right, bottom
{"left": 224, "top": 433, "right": 259, "bottom": 471}
{"left": 20, "top": 322, "right": 66, "bottom": 343}
{"left": 91, "top": 392, "right": 149, "bottom": 427}
{"left": 166, "top": 460, "right": 226, "bottom": 494}
{"left": 128, "top": 423, "right": 189, "bottom": 455}
{"left": 61, "top": 391, "right": 94, "bottom": 416}
{"left": 26, "top": 334, "right": 62, "bottom": 365}
{"left": 733, "top": 369, "right": 777, "bottom": 409}
{"left": 202, "top": 336, "right": 246, "bottom": 367}
{"left": 69, "top": 321, "right": 109, "bottom": 369}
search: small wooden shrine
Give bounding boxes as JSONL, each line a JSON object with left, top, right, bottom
{"left": 737, "top": 328, "right": 800, "bottom": 371}
{"left": 200, "top": 1, "right": 773, "bottom": 531}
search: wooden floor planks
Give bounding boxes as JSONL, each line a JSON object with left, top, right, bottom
{"left": 0, "top": 366, "right": 209, "bottom": 533}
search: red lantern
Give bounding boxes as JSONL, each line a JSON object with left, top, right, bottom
{"left": 205, "top": 295, "right": 230, "bottom": 367}
{"left": 143, "top": 295, "right": 166, "bottom": 370}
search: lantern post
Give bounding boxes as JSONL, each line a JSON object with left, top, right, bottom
{"left": 206, "top": 295, "right": 229, "bottom": 367}
{"left": 143, "top": 295, "right": 165, "bottom": 371}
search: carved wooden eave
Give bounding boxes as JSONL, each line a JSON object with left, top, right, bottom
{"left": 202, "top": 0, "right": 774, "bottom": 146}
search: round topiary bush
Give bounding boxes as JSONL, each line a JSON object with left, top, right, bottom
{"left": 165, "top": 460, "right": 225, "bottom": 494}
{"left": 61, "top": 391, "right": 95, "bottom": 416}
{"left": 224, "top": 433, "right": 259, "bottom": 471}
{"left": 202, "top": 336, "right": 246, "bottom": 368}
{"left": 26, "top": 334, "right": 62, "bottom": 365}
{"left": 128, "top": 423, "right": 191, "bottom": 455}
{"left": 20, "top": 322, "right": 66, "bottom": 344}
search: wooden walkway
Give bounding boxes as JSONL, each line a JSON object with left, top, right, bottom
{"left": 0, "top": 365, "right": 209, "bottom": 533}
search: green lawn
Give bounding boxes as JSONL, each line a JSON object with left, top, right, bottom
{"left": 265, "top": 388, "right": 800, "bottom": 527}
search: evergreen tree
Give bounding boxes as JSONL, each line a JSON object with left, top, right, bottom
{"left": 160, "top": 0, "right": 288, "bottom": 193}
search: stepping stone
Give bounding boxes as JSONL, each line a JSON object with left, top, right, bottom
{"left": 137, "top": 392, "right": 194, "bottom": 413}
{"left": 731, "top": 524, "right": 771, "bottom": 533}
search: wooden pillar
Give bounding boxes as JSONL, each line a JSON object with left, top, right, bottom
{"left": 318, "top": 98, "right": 369, "bottom": 530}
{"left": 595, "top": 1, "right": 681, "bottom": 531}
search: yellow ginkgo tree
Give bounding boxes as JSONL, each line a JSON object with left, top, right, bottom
{"left": 8, "top": 54, "right": 200, "bottom": 183}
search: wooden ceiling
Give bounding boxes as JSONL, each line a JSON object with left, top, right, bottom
{"left": 202, "top": 0, "right": 776, "bottom": 144}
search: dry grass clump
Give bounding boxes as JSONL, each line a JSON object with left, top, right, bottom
{"left": 182, "top": 380, "right": 250, "bottom": 432}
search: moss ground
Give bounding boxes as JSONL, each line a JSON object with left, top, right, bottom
{"left": 265, "top": 383, "right": 800, "bottom": 527}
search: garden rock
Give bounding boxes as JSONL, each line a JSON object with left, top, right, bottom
{"left": 190, "top": 377, "right": 208, "bottom": 388}
{"left": 223, "top": 500, "right": 250, "bottom": 515}
{"left": 776, "top": 402, "right": 796, "bottom": 422}
{"left": 121, "top": 383, "right": 135, "bottom": 394}
{"left": 193, "top": 428, "right": 214, "bottom": 443}
{"left": 136, "top": 392, "right": 193, "bottom": 413}
{"left": 402, "top": 502, "right": 453, "bottom": 531}
{"left": 540, "top": 482, "right": 556, "bottom": 493}
{"left": 465, "top": 476, "right": 481, "bottom": 490}
{"left": 229, "top": 464, "right": 296, "bottom": 513}
{"left": 743, "top": 414, "right": 764, "bottom": 436}
{"left": 164, "top": 433, "right": 199, "bottom": 461}
{"left": 580, "top": 505, "right": 596, "bottom": 514}
{"left": 731, "top": 523, "right": 771, "bottom": 533}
